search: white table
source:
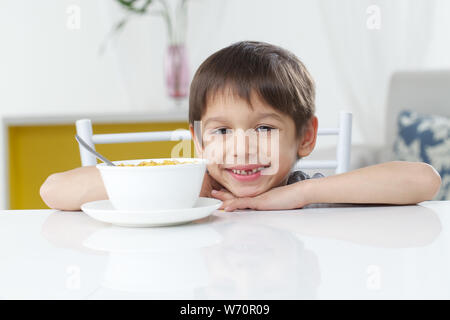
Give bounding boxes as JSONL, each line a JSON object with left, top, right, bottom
{"left": 0, "top": 201, "right": 449, "bottom": 300}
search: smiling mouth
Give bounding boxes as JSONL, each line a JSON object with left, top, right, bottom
{"left": 224, "top": 164, "right": 270, "bottom": 176}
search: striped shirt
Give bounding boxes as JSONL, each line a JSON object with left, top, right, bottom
{"left": 286, "top": 171, "right": 324, "bottom": 185}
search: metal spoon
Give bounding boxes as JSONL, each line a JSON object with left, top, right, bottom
{"left": 75, "top": 134, "right": 116, "bottom": 166}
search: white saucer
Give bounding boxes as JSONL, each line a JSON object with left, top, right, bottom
{"left": 81, "top": 197, "right": 222, "bottom": 227}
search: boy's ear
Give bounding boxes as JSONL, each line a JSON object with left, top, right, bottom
{"left": 189, "top": 124, "right": 203, "bottom": 157}
{"left": 297, "top": 116, "right": 318, "bottom": 158}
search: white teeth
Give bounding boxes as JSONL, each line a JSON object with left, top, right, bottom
{"left": 231, "top": 167, "right": 265, "bottom": 175}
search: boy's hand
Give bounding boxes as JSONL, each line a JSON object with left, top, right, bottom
{"left": 199, "top": 171, "right": 225, "bottom": 197}
{"left": 211, "top": 182, "right": 309, "bottom": 211}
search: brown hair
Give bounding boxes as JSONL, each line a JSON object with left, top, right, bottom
{"left": 189, "top": 41, "right": 315, "bottom": 138}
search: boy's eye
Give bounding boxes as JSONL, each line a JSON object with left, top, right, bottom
{"left": 212, "top": 128, "right": 233, "bottom": 135}
{"left": 256, "top": 126, "right": 274, "bottom": 132}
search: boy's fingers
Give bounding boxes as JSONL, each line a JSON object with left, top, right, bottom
{"left": 220, "top": 198, "right": 245, "bottom": 210}
{"left": 211, "top": 189, "right": 235, "bottom": 201}
{"left": 224, "top": 197, "right": 258, "bottom": 212}
{"left": 219, "top": 199, "right": 233, "bottom": 210}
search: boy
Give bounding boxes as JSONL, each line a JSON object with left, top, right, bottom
{"left": 40, "top": 41, "right": 441, "bottom": 212}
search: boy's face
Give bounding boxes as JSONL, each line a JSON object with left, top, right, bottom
{"left": 190, "top": 91, "right": 316, "bottom": 198}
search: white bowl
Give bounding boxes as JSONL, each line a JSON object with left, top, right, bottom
{"left": 96, "top": 158, "right": 207, "bottom": 211}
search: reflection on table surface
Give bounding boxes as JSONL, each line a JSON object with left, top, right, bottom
{"left": 0, "top": 201, "right": 449, "bottom": 299}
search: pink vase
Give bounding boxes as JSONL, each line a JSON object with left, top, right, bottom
{"left": 164, "top": 44, "right": 189, "bottom": 100}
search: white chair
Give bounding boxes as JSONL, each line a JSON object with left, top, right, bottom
{"left": 76, "top": 111, "right": 352, "bottom": 174}
{"left": 294, "top": 111, "right": 352, "bottom": 174}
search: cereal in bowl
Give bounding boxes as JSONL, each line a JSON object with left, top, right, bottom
{"left": 117, "top": 159, "right": 192, "bottom": 167}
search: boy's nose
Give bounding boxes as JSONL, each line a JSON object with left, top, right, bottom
{"left": 226, "top": 130, "right": 260, "bottom": 163}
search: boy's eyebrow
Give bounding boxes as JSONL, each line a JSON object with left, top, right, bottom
{"left": 203, "top": 117, "right": 230, "bottom": 127}
{"left": 257, "top": 112, "right": 284, "bottom": 122}
{"left": 203, "top": 112, "right": 283, "bottom": 127}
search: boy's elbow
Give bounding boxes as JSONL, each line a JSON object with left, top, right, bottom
{"left": 40, "top": 173, "right": 80, "bottom": 211}
{"left": 40, "top": 173, "right": 61, "bottom": 209}
{"left": 418, "top": 163, "right": 441, "bottom": 200}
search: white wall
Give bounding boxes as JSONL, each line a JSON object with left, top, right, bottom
{"left": 0, "top": 0, "right": 346, "bottom": 144}
{"left": 1, "top": 0, "right": 450, "bottom": 144}
{"left": 0, "top": 0, "right": 129, "bottom": 115}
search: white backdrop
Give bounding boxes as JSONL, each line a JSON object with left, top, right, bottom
{"left": 1, "top": 0, "right": 450, "bottom": 148}
{"left": 319, "top": 0, "right": 439, "bottom": 146}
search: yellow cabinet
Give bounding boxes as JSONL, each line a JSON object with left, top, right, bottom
{"left": 5, "top": 114, "right": 193, "bottom": 209}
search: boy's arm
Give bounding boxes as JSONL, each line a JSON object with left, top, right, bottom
{"left": 304, "top": 161, "right": 441, "bottom": 205}
{"left": 40, "top": 167, "right": 218, "bottom": 211}
{"left": 40, "top": 166, "right": 108, "bottom": 211}
{"left": 212, "top": 161, "right": 442, "bottom": 211}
